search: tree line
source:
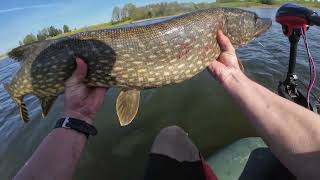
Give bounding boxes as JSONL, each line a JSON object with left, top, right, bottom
{"left": 20, "top": 0, "right": 319, "bottom": 46}
{"left": 110, "top": 1, "right": 275, "bottom": 23}
{"left": 111, "top": 0, "right": 319, "bottom": 23}
{"left": 20, "top": 25, "right": 72, "bottom": 46}
{"left": 111, "top": 2, "right": 214, "bottom": 23}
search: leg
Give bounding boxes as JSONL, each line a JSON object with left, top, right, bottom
{"left": 150, "top": 126, "right": 199, "bottom": 162}
{"left": 144, "top": 126, "right": 217, "bottom": 180}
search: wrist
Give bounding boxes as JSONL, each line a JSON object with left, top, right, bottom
{"left": 63, "top": 111, "right": 94, "bottom": 125}
{"left": 221, "top": 70, "right": 251, "bottom": 96}
{"left": 54, "top": 117, "right": 98, "bottom": 138}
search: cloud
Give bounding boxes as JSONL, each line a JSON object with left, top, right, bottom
{"left": 0, "top": 4, "right": 57, "bottom": 14}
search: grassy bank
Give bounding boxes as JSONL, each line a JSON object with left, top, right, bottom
{"left": 3, "top": 0, "right": 319, "bottom": 60}
{"left": 37, "top": 2, "right": 266, "bottom": 40}
{"left": 214, "top": 1, "right": 320, "bottom": 8}
{"left": 46, "top": 1, "right": 320, "bottom": 40}
{"left": 0, "top": 54, "right": 7, "bottom": 61}
{"left": 0, "top": 20, "right": 134, "bottom": 61}
{"left": 48, "top": 19, "right": 134, "bottom": 39}
{"left": 276, "top": 1, "right": 320, "bottom": 8}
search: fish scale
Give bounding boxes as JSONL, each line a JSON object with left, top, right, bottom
{"left": 5, "top": 7, "right": 272, "bottom": 126}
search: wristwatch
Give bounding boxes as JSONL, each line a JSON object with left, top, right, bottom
{"left": 54, "top": 117, "right": 98, "bottom": 138}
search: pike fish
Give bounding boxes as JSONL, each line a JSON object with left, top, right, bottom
{"left": 5, "top": 8, "right": 271, "bottom": 126}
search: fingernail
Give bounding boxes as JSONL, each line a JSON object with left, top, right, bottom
{"left": 75, "top": 58, "right": 83, "bottom": 65}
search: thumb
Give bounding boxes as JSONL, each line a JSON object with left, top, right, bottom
{"left": 67, "top": 57, "right": 88, "bottom": 84}
{"left": 217, "top": 30, "right": 235, "bottom": 54}
{"left": 216, "top": 31, "right": 239, "bottom": 69}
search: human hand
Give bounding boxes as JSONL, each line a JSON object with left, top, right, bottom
{"left": 64, "top": 58, "right": 107, "bottom": 124}
{"left": 208, "top": 30, "right": 243, "bottom": 85}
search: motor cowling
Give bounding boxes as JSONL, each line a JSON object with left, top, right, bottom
{"left": 276, "top": 3, "right": 319, "bottom": 36}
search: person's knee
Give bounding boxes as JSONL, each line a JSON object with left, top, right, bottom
{"left": 152, "top": 126, "right": 188, "bottom": 150}
{"left": 158, "top": 125, "right": 187, "bottom": 138}
{"left": 151, "top": 125, "right": 199, "bottom": 162}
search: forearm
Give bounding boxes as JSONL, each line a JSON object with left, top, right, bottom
{"left": 224, "top": 71, "right": 320, "bottom": 179}
{"left": 13, "top": 58, "right": 106, "bottom": 180}
{"left": 13, "top": 128, "right": 87, "bottom": 180}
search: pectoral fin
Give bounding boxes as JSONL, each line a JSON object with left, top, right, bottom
{"left": 116, "top": 89, "right": 140, "bottom": 126}
{"left": 40, "top": 96, "right": 57, "bottom": 118}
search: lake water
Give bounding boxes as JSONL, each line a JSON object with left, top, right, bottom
{"left": 1, "top": 8, "right": 320, "bottom": 180}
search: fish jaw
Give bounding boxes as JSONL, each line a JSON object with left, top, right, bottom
{"left": 255, "top": 17, "right": 272, "bottom": 37}
{"left": 221, "top": 8, "right": 272, "bottom": 48}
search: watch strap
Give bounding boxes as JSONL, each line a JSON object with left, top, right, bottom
{"left": 54, "top": 117, "right": 97, "bottom": 138}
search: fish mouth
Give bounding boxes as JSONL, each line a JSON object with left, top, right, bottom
{"left": 255, "top": 17, "right": 272, "bottom": 37}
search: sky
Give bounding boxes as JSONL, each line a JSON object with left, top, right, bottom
{"left": 0, "top": 0, "right": 212, "bottom": 54}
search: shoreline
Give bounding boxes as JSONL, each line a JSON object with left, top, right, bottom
{"left": 20, "top": 2, "right": 320, "bottom": 40}
{"left": 2, "top": 1, "right": 319, "bottom": 60}
{"left": 0, "top": 54, "right": 7, "bottom": 61}
{"left": 214, "top": 2, "right": 319, "bottom": 8}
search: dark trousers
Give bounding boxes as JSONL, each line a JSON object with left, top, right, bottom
{"left": 144, "top": 126, "right": 296, "bottom": 180}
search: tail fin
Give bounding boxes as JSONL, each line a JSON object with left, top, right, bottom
{"left": 4, "top": 84, "right": 30, "bottom": 123}
{"left": 8, "top": 40, "right": 55, "bottom": 62}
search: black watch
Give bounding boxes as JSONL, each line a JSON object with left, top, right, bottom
{"left": 54, "top": 117, "right": 98, "bottom": 138}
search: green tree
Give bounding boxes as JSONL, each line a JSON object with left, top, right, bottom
{"left": 120, "top": 8, "right": 128, "bottom": 21}
{"left": 37, "top": 28, "right": 49, "bottom": 41}
{"left": 63, "top": 25, "right": 71, "bottom": 33}
{"left": 129, "top": 7, "right": 143, "bottom": 20}
{"left": 23, "top": 33, "right": 37, "bottom": 45}
{"left": 112, "top": 6, "right": 121, "bottom": 22}
{"left": 259, "top": 0, "right": 276, "bottom": 5}
{"left": 48, "top": 26, "right": 62, "bottom": 37}
{"left": 122, "top": 3, "right": 136, "bottom": 20}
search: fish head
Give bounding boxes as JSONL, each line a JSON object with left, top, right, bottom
{"left": 222, "top": 8, "right": 272, "bottom": 47}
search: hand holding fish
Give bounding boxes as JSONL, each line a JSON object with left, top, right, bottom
{"left": 64, "top": 58, "right": 107, "bottom": 124}
{"left": 6, "top": 8, "right": 272, "bottom": 125}
{"left": 208, "top": 30, "right": 242, "bottom": 85}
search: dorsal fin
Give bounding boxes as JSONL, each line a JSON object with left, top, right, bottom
{"left": 8, "top": 40, "right": 55, "bottom": 62}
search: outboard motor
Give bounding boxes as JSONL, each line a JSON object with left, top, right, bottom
{"left": 276, "top": 3, "right": 320, "bottom": 112}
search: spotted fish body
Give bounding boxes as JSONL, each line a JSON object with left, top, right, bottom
{"left": 6, "top": 8, "right": 272, "bottom": 125}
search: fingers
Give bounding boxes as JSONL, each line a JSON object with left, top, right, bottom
{"left": 67, "top": 57, "right": 88, "bottom": 84}
{"left": 207, "top": 31, "right": 243, "bottom": 83}
{"left": 217, "top": 30, "right": 235, "bottom": 53}
{"left": 73, "top": 57, "right": 88, "bottom": 82}
{"left": 215, "top": 31, "right": 239, "bottom": 69}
